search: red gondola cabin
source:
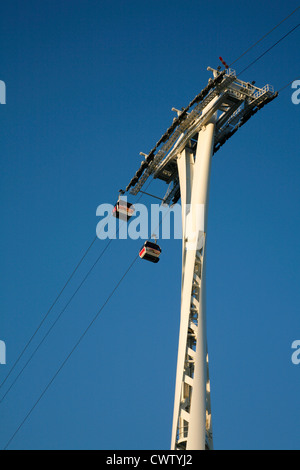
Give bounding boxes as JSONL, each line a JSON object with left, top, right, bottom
{"left": 139, "top": 241, "right": 161, "bottom": 263}
{"left": 112, "top": 199, "right": 135, "bottom": 221}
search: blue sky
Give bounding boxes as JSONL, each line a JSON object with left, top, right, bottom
{"left": 0, "top": 0, "right": 299, "bottom": 450}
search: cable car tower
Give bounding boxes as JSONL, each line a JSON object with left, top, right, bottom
{"left": 123, "top": 66, "right": 278, "bottom": 450}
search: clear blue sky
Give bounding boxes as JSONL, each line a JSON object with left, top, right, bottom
{"left": 0, "top": 0, "right": 299, "bottom": 450}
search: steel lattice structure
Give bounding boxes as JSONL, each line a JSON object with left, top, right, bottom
{"left": 123, "top": 66, "right": 277, "bottom": 450}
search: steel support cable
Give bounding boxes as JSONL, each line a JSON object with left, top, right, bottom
{"left": 0, "top": 235, "right": 98, "bottom": 391}
{"left": 278, "top": 76, "right": 300, "bottom": 92}
{"left": 229, "top": 6, "right": 300, "bottom": 67}
{"left": 213, "top": 22, "right": 300, "bottom": 156}
{"left": 3, "top": 207, "right": 171, "bottom": 450}
{"left": 212, "top": 22, "right": 300, "bottom": 156}
{"left": 0, "top": 184, "right": 153, "bottom": 402}
{"left": 3, "top": 254, "right": 139, "bottom": 450}
{"left": 237, "top": 23, "right": 300, "bottom": 77}
{"left": 0, "top": 234, "right": 113, "bottom": 404}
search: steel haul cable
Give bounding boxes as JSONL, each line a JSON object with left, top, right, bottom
{"left": 229, "top": 5, "right": 300, "bottom": 67}
{"left": 0, "top": 235, "right": 98, "bottom": 391}
{"left": 3, "top": 207, "right": 171, "bottom": 450}
{"left": 3, "top": 254, "right": 139, "bottom": 450}
{"left": 278, "top": 77, "right": 300, "bottom": 93}
{"left": 237, "top": 23, "right": 300, "bottom": 77}
{"left": 0, "top": 234, "right": 113, "bottom": 403}
{"left": 0, "top": 183, "right": 154, "bottom": 402}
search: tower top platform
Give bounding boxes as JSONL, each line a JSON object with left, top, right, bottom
{"left": 125, "top": 67, "right": 277, "bottom": 205}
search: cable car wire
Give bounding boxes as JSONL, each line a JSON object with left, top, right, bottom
{"left": 3, "top": 206, "right": 172, "bottom": 450}
{"left": 229, "top": 5, "right": 300, "bottom": 67}
{"left": 0, "top": 184, "right": 153, "bottom": 402}
{"left": 0, "top": 234, "right": 113, "bottom": 403}
{"left": 2, "top": 254, "right": 139, "bottom": 450}
{"left": 0, "top": 235, "right": 98, "bottom": 391}
{"left": 237, "top": 23, "right": 300, "bottom": 77}
{"left": 278, "top": 76, "right": 300, "bottom": 93}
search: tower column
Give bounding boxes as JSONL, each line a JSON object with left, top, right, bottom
{"left": 171, "top": 117, "right": 216, "bottom": 450}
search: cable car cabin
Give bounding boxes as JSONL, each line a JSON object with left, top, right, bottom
{"left": 112, "top": 200, "right": 135, "bottom": 221}
{"left": 139, "top": 241, "right": 161, "bottom": 263}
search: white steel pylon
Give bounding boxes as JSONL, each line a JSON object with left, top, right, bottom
{"left": 171, "top": 112, "right": 216, "bottom": 451}
{"left": 124, "top": 66, "right": 278, "bottom": 450}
